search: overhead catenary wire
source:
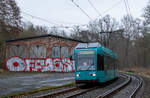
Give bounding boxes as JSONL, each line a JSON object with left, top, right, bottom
{"left": 123, "top": 0, "right": 136, "bottom": 33}
{"left": 125, "top": 0, "right": 132, "bottom": 15}
{"left": 123, "top": 0, "right": 133, "bottom": 21}
{"left": 125, "top": 0, "right": 133, "bottom": 21}
{"left": 22, "top": 11, "right": 87, "bottom": 29}
{"left": 92, "top": 0, "right": 123, "bottom": 21}
{"left": 102, "top": 0, "right": 122, "bottom": 15}
{"left": 71, "top": 0, "right": 93, "bottom": 21}
{"left": 21, "top": 1, "right": 125, "bottom": 30}
{"left": 123, "top": 0, "right": 130, "bottom": 15}
{"left": 23, "top": 12, "right": 84, "bottom": 25}
{"left": 22, "top": 11, "right": 58, "bottom": 25}
{"left": 87, "top": 0, "right": 102, "bottom": 18}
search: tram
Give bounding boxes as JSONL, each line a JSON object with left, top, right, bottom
{"left": 74, "top": 42, "right": 119, "bottom": 84}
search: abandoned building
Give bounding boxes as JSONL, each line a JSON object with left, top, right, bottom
{"left": 6, "top": 34, "right": 84, "bottom": 59}
{"left": 5, "top": 34, "right": 84, "bottom": 72}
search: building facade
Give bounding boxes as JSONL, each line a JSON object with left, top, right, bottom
{"left": 5, "top": 34, "right": 83, "bottom": 72}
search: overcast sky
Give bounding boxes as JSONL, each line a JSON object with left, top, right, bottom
{"left": 16, "top": 0, "right": 149, "bottom": 28}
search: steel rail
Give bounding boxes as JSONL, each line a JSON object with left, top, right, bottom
{"left": 65, "top": 74, "right": 130, "bottom": 98}
{"left": 36, "top": 74, "right": 132, "bottom": 98}
{"left": 129, "top": 75, "right": 143, "bottom": 98}
{"left": 96, "top": 74, "right": 131, "bottom": 98}
{"left": 35, "top": 86, "right": 78, "bottom": 98}
{"left": 66, "top": 86, "right": 99, "bottom": 98}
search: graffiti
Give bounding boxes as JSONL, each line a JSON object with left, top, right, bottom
{"left": 6, "top": 57, "right": 75, "bottom": 72}
{"left": 7, "top": 57, "right": 26, "bottom": 71}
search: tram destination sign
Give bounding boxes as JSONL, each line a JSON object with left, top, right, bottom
{"left": 78, "top": 51, "right": 95, "bottom": 55}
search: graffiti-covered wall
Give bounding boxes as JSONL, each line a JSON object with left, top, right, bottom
{"left": 6, "top": 57, "right": 75, "bottom": 72}
{"left": 5, "top": 35, "right": 82, "bottom": 72}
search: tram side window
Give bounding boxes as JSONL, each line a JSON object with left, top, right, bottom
{"left": 110, "top": 58, "right": 114, "bottom": 69}
{"left": 113, "top": 59, "right": 117, "bottom": 70}
{"left": 97, "top": 54, "right": 104, "bottom": 70}
{"left": 110, "top": 58, "right": 115, "bottom": 70}
{"left": 114, "top": 60, "right": 117, "bottom": 70}
{"left": 105, "top": 56, "right": 115, "bottom": 70}
{"left": 113, "top": 59, "right": 116, "bottom": 70}
{"left": 112, "top": 58, "right": 116, "bottom": 70}
{"left": 105, "top": 56, "right": 109, "bottom": 69}
{"left": 115, "top": 60, "right": 119, "bottom": 70}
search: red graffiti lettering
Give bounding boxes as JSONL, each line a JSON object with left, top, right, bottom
{"left": 6, "top": 56, "right": 75, "bottom": 72}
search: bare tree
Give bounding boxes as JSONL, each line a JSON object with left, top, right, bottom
{"left": 70, "top": 26, "right": 81, "bottom": 40}
{"left": 0, "top": 0, "right": 22, "bottom": 40}
{"left": 119, "top": 15, "right": 143, "bottom": 67}
{"left": 0, "top": 0, "right": 22, "bottom": 69}
{"left": 88, "top": 15, "right": 119, "bottom": 47}
{"left": 143, "top": 0, "right": 150, "bottom": 25}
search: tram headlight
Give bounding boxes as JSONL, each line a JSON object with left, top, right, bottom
{"left": 76, "top": 74, "right": 80, "bottom": 77}
{"left": 92, "top": 73, "right": 96, "bottom": 76}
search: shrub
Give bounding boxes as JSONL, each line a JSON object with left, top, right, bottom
{"left": 0, "top": 69, "right": 4, "bottom": 73}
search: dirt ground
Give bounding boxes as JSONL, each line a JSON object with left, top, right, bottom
{"left": 0, "top": 72, "right": 74, "bottom": 97}
{"left": 121, "top": 67, "right": 150, "bottom": 98}
{"left": 141, "top": 77, "right": 150, "bottom": 98}
{"left": 0, "top": 68, "right": 150, "bottom": 97}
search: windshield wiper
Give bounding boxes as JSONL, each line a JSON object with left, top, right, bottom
{"left": 87, "top": 65, "right": 93, "bottom": 70}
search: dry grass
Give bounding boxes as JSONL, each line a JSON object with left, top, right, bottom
{"left": 2, "top": 82, "right": 75, "bottom": 98}
{"left": 122, "top": 67, "right": 150, "bottom": 78}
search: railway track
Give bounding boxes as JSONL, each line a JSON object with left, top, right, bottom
{"left": 96, "top": 74, "right": 143, "bottom": 98}
{"left": 110, "top": 74, "right": 143, "bottom": 98}
{"left": 35, "top": 74, "right": 143, "bottom": 98}
{"left": 35, "top": 86, "right": 78, "bottom": 98}
{"left": 129, "top": 75, "right": 143, "bottom": 98}
{"left": 35, "top": 84, "right": 98, "bottom": 98}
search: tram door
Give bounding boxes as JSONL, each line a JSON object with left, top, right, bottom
{"left": 97, "top": 54, "right": 104, "bottom": 70}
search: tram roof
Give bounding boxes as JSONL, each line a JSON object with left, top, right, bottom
{"left": 75, "top": 42, "right": 118, "bottom": 59}
{"left": 102, "top": 47, "right": 118, "bottom": 59}
{"left": 75, "top": 42, "right": 101, "bottom": 49}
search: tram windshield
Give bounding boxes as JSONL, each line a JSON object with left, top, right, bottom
{"left": 77, "top": 50, "right": 95, "bottom": 71}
